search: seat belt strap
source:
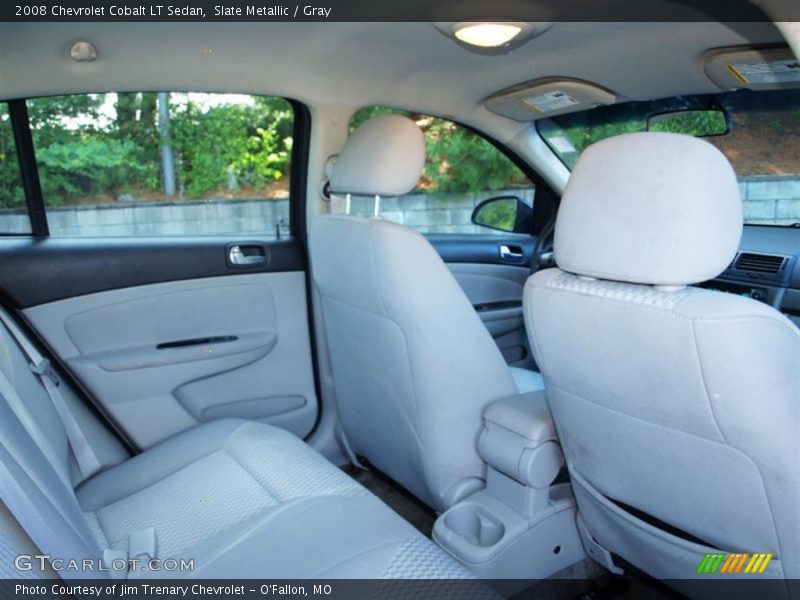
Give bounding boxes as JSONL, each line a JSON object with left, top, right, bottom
{"left": 0, "top": 369, "right": 71, "bottom": 488}
{"left": 0, "top": 309, "right": 101, "bottom": 480}
{"left": 0, "top": 456, "right": 102, "bottom": 581}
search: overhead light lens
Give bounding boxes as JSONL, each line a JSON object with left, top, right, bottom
{"left": 454, "top": 23, "right": 522, "bottom": 48}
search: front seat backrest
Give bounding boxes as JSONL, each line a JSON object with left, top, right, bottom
{"left": 310, "top": 115, "right": 522, "bottom": 510}
{"left": 524, "top": 132, "right": 799, "bottom": 580}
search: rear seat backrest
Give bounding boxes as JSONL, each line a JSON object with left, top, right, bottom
{"left": 0, "top": 319, "right": 118, "bottom": 578}
{"left": 0, "top": 392, "right": 107, "bottom": 578}
{"left": 0, "top": 325, "right": 73, "bottom": 483}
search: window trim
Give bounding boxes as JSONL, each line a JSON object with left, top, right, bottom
{"left": 287, "top": 98, "right": 311, "bottom": 244}
{"left": 458, "top": 121, "right": 559, "bottom": 236}
{"left": 7, "top": 99, "right": 47, "bottom": 236}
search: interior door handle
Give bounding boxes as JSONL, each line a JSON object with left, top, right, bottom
{"left": 499, "top": 244, "right": 525, "bottom": 263}
{"left": 228, "top": 244, "right": 266, "bottom": 267}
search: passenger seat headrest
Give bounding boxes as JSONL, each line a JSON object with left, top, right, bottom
{"left": 554, "top": 132, "right": 743, "bottom": 286}
{"left": 329, "top": 115, "right": 425, "bottom": 197}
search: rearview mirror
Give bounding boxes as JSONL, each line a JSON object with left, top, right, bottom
{"left": 646, "top": 109, "right": 730, "bottom": 137}
{"left": 471, "top": 195, "right": 532, "bottom": 234}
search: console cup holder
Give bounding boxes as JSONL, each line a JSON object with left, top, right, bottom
{"left": 443, "top": 503, "right": 505, "bottom": 547}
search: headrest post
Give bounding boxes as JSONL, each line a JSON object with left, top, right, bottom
{"left": 373, "top": 195, "right": 381, "bottom": 218}
{"left": 345, "top": 193, "right": 351, "bottom": 216}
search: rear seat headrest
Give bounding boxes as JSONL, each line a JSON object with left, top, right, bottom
{"left": 554, "top": 132, "right": 743, "bottom": 286}
{"left": 329, "top": 115, "right": 425, "bottom": 197}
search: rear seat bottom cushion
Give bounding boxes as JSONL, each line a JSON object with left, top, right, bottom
{"left": 76, "top": 419, "right": 474, "bottom": 579}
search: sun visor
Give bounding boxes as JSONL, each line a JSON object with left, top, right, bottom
{"left": 705, "top": 46, "right": 800, "bottom": 91}
{"left": 484, "top": 78, "right": 617, "bottom": 121}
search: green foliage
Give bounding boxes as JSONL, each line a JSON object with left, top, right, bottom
{"left": 171, "top": 98, "right": 292, "bottom": 196}
{"left": 36, "top": 137, "right": 145, "bottom": 205}
{"left": 351, "top": 107, "right": 529, "bottom": 195}
{"left": 0, "top": 93, "right": 293, "bottom": 208}
{"left": 424, "top": 121, "right": 525, "bottom": 193}
{"left": 647, "top": 110, "right": 728, "bottom": 136}
{"left": 0, "top": 106, "right": 25, "bottom": 208}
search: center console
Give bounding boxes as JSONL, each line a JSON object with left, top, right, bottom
{"left": 433, "top": 391, "right": 585, "bottom": 591}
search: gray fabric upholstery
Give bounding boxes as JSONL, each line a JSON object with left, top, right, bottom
{"left": 554, "top": 132, "right": 742, "bottom": 286}
{"left": 312, "top": 116, "right": 545, "bottom": 511}
{"left": 524, "top": 132, "right": 799, "bottom": 579}
{"left": 78, "top": 419, "right": 474, "bottom": 579}
{"left": 0, "top": 318, "right": 474, "bottom": 579}
{"left": 329, "top": 115, "right": 425, "bottom": 198}
{"left": 311, "top": 216, "right": 523, "bottom": 510}
{"left": 508, "top": 366, "right": 544, "bottom": 393}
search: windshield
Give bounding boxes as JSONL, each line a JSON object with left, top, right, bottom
{"left": 538, "top": 89, "right": 800, "bottom": 227}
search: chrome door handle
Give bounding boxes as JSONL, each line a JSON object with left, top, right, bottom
{"left": 499, "top": 244, "right": 524, "bottom": 262}
{"left": 228, "top": 245, "right": 266, "bottom": 266}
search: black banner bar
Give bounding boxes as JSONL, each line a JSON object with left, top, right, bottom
{"left": 2, "top": 579, "right": 800, "bottom": 600}
{"left": 2, "top": 0, "right": 800, "bottom": 22}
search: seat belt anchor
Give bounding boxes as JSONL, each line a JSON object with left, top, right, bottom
{"left": 30, "top": 358, "right": 60, "bottom": 387}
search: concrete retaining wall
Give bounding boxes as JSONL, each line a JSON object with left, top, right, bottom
{"left": 0, "top": 176, "right": 798, "bottom": 235}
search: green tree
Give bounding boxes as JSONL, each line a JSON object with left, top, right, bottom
{"left": 0, "top": 105, "right": 25, "bottom": 208}
{"left": 351, "top": 106, "right": 527, "bottom": 194}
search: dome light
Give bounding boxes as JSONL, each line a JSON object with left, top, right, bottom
{"left": 453, "top": 23, "right": 523, "bottom": 48}
{"left": 434, "top": 22, "right": 550, "bottom": 55}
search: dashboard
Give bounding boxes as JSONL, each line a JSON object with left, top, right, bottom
{"left": 698, "top": 225, "right": 800, "bottom": 328}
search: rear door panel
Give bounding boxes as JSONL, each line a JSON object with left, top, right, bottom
{"left": 3, "top": 237, "right": 318, "bottom": 450}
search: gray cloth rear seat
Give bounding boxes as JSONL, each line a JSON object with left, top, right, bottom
{"left": 0, "top": 319, "right": 475, "bottom": 580}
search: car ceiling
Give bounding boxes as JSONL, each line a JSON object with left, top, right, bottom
{"left": 0, "top": 21, "right": 785, "bottom": 142}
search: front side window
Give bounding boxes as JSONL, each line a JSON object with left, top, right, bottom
{"left": 25, "top": 93, "right": 293, "bottom": 237}
{"left": 538, "top": 89, "right": 800, "bottom": 227}
{"left": 347, "top": 107, "right": 535, "bottom": 235}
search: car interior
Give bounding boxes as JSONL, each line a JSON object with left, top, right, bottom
{"left": 0, "top": 15, "right": 798, "bottom": 597}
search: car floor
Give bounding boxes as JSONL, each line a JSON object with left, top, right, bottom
{"left": 341, "top": 464, "right": 436, "bottom": 536}
{"left": 341, "top": 465, "right": 680, "bottom": 600}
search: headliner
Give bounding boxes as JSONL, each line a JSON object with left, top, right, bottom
{"left": 0, "top": 21, "right": 784, "bottom": 141}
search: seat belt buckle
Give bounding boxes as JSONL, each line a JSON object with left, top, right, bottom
{"left": 128, "top": 527, "right": 157, "bottom": 561}
{"left": 100, "top": 528, "right": 157, "bottom": 580}
{"left": 101, "top": 548, "right": 129, "bottom": 580}
{"left": 30, "top": 358, "right": 59, "bottom": 387}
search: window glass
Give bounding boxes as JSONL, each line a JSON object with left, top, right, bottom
{"left": 0, "top": 103, "right": 30, "bottom": 234}
{"left": 27, "top": 93, "right": 293, "bottom": 237}
{"left": 538, "top": 89, "right": 800, "bottom": 226}
{"left": 347, "top": 107, "right": 535, "bottom": 235}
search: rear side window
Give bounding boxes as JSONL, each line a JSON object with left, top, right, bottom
{"left": 25, "top": 93, "right": 293, "bottom": 237}
{"left": 0, "top": 103, "right": 30, "bottom": 234}
{"left": 347, "top": 107, "right": 535, "bottom": 235}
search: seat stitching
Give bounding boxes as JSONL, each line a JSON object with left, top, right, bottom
{"left": 530, "top": 277, "right": 800, "bottom": 340}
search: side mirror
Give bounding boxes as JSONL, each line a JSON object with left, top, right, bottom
{"left": 646, "top": 109, "right": 730, "bottom": 137}
{"left": 471, "top": 196, "right": 533, "bottom": 234}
